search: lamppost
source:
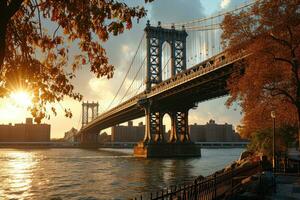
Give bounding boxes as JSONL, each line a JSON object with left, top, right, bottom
{"left": 271, "top": 111, "right": 276, "bottom": 172}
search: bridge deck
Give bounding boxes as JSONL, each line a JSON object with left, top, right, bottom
{"left": 78, "top": 53, "right": 246, "bottom": 135}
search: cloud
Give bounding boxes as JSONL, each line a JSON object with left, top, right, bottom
{"left": 147, "top": 0, "right": 205, "bottom": 24}
{"left": 121, "top": 44, "right": 130, "bottom": 54}
{"left": 88, "top": 78, "right": 118, "bottom": 110}
{"left": 220, "top": 0, "right": 231, "bottom": 9}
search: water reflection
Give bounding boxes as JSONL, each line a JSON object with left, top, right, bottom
{"left": 0, "top": 151, "right": 37, "bottom": 199}
{"left": 0, "top": 148, "right": 243, "bottom": 199}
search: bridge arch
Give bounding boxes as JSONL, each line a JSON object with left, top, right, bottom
{"left": 161, "top": 112, "right": 172, "bottom": 142}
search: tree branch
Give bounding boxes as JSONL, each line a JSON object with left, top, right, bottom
{"left": 263, "top": 85, "right": 296, "bottom": 104}
{"left": 274, "top": 57, "right": 294, "bottom": 66}
{"left": 6, "top": 0, "right": 23, "bottom": 20}
{"left": 287, "top": 25, "right": 293, "bottom": 45}
{"left": 53, "top": 25, "right": 61, "bottom": 39}
{"left": 34, "top": 0, "right": 42, "bottom": 37}
{"left": 269, "top": 33, "right": 292, "bottom": 50}
{"left": 262, "top": 49, "right": 294, "bottom": 66}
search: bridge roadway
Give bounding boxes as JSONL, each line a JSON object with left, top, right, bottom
{"left": 77, "top": 52, "right": 246, "bottom": 136}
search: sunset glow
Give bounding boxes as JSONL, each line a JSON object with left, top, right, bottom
{"left": 10, "top": 91, "right": 32, "bottom": 108}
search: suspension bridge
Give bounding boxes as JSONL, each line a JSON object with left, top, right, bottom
{"left": 75, "top": 1, "right": 255, "bottom": 157}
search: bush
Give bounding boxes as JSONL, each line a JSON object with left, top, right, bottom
{"left": 247, "top": 125, "right": 296, "bottom": 159}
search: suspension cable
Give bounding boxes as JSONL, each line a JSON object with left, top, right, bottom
{"left": 162, "top": 0, "right": 259, "bottom": 29}
{"left": 118, "top": 56, "right": 146, "bottom": 104}
{"left": 106, "top": 33, "right": 146, "bottom": 110}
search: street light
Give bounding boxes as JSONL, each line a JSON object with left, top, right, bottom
{"left": 271, "top": 111, "right": 276, "bottom": 172}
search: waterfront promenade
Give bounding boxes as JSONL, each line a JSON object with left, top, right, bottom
{"left": 268, "top": 175, "right": 300, "bottom": 200}
{"left": 269, "top": 149, "right": 300, "bottom": 199}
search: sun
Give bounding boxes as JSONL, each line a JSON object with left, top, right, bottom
{"left": 10, "top": 91, "right": 32, "bottom": 108}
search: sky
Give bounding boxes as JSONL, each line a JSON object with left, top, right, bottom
{"left": 0, "top": 0, "right": 246, "bottom": 138}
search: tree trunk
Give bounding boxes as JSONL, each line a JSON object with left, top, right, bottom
{"left": 0, "top": 21, "right": 7, "bottom": 68}
{"left": 298, "top": 106, "right": 300, "bottom": 150}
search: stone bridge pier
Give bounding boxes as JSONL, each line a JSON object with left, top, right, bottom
{"left": 76, "top": 131, "right": 99, "bottom": 147}
{"left": 143, "top": 107, "right": 191, "bottom": 144}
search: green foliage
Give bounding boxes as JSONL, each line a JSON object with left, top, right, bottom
{"left": 247, "top": 125, "right": 297, "bottom": 158}
{"left": 248, "top": 129, "right": 272, "bottom": 157}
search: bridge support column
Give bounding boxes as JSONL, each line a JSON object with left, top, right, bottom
{"left": 143, "top": 107, "right": 164, "bottom": 143}
{"left": 78, "top": 132, "right": 99, "bottom": 148}
{"left": 135, "top": 106, "right": 199, "bottom": 158}
{"left": 143, "top": 106, "right": 152, "bottom": 142}
{"left": 177, "top": 110, "right": 190, "bottom": 143}
{"left": 169, "top": 109, "right": 191, "bottom": 143}
{"left": 154, "top": 112, "right": 164, "bottom": 143}
{"left": 169, "top": 111, "right": 178, "bottom": 143}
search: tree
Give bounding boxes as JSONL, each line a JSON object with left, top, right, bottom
{"left": 247, "top": 125, "right": 296, "bottom": 158}
{"left": 221, "top": 0, "right": 300, "bottom": 143}
{"left": 0, "top": 0, "right": 152, "bottom": 123}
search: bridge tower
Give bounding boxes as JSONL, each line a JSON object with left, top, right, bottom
{"left": 145, "top": 20, "right": 187, "bottom": 91}
{"left": 82, "top": 101, "right": 99, "bottom": 127}
{"left": 79, "top": 101, "right": 99, "bottom": 146}
{"left": 140, "top": 22, "right": 194, "bottom": 147}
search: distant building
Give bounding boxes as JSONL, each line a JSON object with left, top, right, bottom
{"left": 98, "top": 132, "right": 111, "bottom": 143}
{"left": 64, "top": 127, "right": 78, "bottom": 143}
{"left": 0, "top": 118, "right": 50, "bottom": 142}
{"left": 111, "top": 121, "right": 166, "bottom": 142}
{"left": 190, "top": 119, "right": 244, "bottom": 142}
{"left": 111, "top": 121, "right": 145, "bottom": 142}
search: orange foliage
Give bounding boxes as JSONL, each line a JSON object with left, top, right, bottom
{"left": 221, "top": 0, "right": 300, "bottom": 138}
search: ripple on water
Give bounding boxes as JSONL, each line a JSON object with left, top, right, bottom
{"left": 0, "top": 148, "right": 244, "bottom": 199}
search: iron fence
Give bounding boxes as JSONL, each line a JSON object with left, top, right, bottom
{"left": 132, "top": 162, "right": 260, "bottom": 200}
{"left": 275, "top": 152, "right": 300, "bottom": 174}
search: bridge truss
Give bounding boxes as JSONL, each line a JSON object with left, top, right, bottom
{"left": 76, "top": 0, "right": 257, "bottom": 145}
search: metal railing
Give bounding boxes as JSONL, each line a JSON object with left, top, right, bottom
{"left": 132, "top": 161, "right": 260, "bottom": 200}
{"left": 275, "top": 152, "right": 300, "bottom": 174}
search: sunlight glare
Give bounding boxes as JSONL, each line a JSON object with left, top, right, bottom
{"left": 10, "top": 91, "right": 32, "bottom": 108}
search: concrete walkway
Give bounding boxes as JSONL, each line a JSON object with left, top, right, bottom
{"left": 267, "top": 175, "right": 300, "bottom": 200}
{"left": 289, "top": 148, "right": 300, "bottom": 160}
{"left": 267, "top": 149, "right": 300, "bottom": 199}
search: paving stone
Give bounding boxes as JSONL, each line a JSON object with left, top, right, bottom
{"left": 292, "top": 186, "right": 300, "bottom": 193}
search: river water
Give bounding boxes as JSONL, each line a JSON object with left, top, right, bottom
{"left": 0, "top": 148, "right": 244, "bottom": 200}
